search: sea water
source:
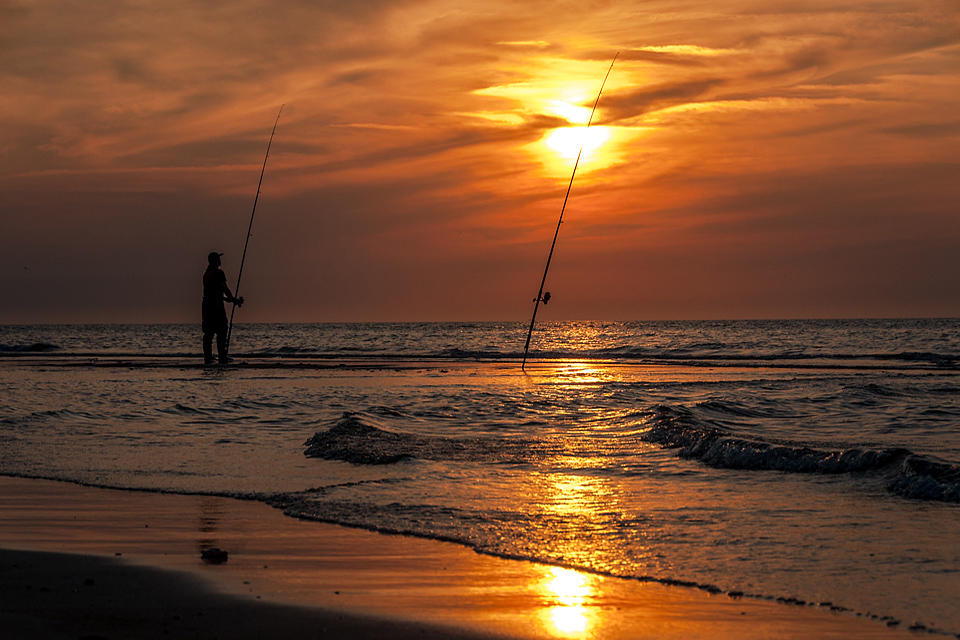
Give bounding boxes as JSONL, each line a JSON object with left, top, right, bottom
{"left": 1, "top": 320, "right": 959, "bottom": 634}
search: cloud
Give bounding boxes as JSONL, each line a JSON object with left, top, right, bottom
{"left": 601, "top": 79, "right": 725, "bottom": 120}
{"left": 882, "top": 121, "right": 960, "bottom": 138}
{"left": 1, "top": 0, "right": 959, "bottom": 322}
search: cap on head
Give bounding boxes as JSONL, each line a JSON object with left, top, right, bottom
{"left": 208, "top": 251, "right": 223, "bottom": 264}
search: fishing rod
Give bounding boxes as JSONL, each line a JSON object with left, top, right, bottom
{"left": 521, "top": 54, "right": 618, "bottom": 371}
{"left": 225, "top": 104, "right": 284, "bottom": 357}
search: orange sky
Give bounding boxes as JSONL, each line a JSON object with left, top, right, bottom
{"left": 2, "top": 0, "right": 958, "bottom": 322}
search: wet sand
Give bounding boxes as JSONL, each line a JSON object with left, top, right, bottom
{"left": 0, "top": 476, "right": 913, "bottom": 639}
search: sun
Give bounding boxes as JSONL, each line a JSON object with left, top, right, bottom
{"left": 472, "top": 66, "right": 633, "bottom": 177}
{"left": 545, "top": 126, "right": 611, "bottom": 160}
{"left": 534, "top": 122, "right": 623, "bottom": 178}
{"left": 546, "top": 99, "right": 593, "bottom": 125}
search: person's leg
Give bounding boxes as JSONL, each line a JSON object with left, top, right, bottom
{"left": 216, "top": 323, "right": 228, "bottom": 363}
{"left": 202, "top": 330, "right": 215, "bottom": 363}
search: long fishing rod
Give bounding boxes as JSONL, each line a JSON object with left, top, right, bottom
{"left": 225, "top": 104, "right": 284, "bottom": 357}
{"left": 521, "top": 54, "right": 618, "bottom": 371}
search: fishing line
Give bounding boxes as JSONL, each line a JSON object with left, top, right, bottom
{"left": 225, "top": 104, "right": 284, "bottom": 357}
{"left": 521, "top": 54, "right": 618, "bottom": 371}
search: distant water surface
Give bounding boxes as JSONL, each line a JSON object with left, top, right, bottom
{"left": 1, "top": 320, "right": 958, "bottom": 635}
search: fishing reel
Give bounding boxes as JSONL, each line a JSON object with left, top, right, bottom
{"left": 534, "top": 291, "right": 551, "bottom": 305}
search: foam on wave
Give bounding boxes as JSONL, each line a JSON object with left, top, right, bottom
{"left": 643, "top": 405, "right": 960, "bottom": 502}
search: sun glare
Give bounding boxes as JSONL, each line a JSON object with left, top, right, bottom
{"left": 545, "top": 126, "right": 611, "bottom": 160}
{"left": 472, "top": 59, "right": 636, "bottom": 177}
{"left": 547, "top": 100, "right": 593, "bottom": 125}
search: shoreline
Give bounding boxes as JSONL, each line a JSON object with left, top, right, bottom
{"left": 0, "top": 354, "right": 948, "bottom": 377}
{"left": 0, "top": 476, "right": 915, "bottom": 639}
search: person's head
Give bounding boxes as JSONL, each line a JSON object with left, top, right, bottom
{"left": 208, "top": 252, "right": 223, "bottom": 267}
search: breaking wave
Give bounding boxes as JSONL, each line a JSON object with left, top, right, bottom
{"left": 0, "top": 342, "right": 59, "bottom": 353}
{"left": 304, "top": 410, "right": 960, "bottom": 504}
{"left": 643, "top": 405, "right": 960, "bottom": 502}
{"left": 303, "top": 412, "right": 563, "bottom": 466}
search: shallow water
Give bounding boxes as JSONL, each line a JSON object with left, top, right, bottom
{"left": 1, "top": 320, "right": 958, "bottom": 634}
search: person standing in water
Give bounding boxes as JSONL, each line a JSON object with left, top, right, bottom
{"left": 202, "top": 252, "right": 243, "bottom": 364}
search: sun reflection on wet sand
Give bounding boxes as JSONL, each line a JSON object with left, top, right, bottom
{"left": 540, "top": 567, "right": 601, "bottom": 637}
{"left": 0, "top": 477, "right": 913, "bottom": 640}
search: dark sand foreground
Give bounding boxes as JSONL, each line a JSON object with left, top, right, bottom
{"left": 0, "top": 476, "right": 913, "bottom": 639}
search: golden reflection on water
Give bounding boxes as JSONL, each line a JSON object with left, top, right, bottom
{"left": 526, "top": 470, "right": 625, "bottom": 638}
{"left": 515, "top": 355, "right": 652, "bottom": 638}
{"left": 552, "top": 361, "right": 612, "bottom": 386}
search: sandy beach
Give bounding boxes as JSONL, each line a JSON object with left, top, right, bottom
{"left": 0, "top": 476, "right": 916, "bottom": 640}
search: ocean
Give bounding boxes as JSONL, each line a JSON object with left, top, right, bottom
{"left": 1, "top": 320, "right": 959, "bottom": 635}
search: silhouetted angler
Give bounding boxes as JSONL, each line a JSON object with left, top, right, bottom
{"left": 202, "top": 252, "right": 243, "bottom": 364}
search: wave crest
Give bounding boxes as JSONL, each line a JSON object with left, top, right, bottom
{"left": 889, "top": 456, "right": 960, "bottom": 501}
{"left": 303, "top": 412, "right": 556, "bottom": 466}
{"left": 643, "top": 405, "right": 960, "bottom": 502}
{"left": 303, "top": 413, "right": 419, "bottom": 464}
{"left": 0, "top": 342, "right": 59, "bottom": 353}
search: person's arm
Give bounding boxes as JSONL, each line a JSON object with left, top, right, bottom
{"left": 223, "top": 284, "right": 243, "bottom": 307}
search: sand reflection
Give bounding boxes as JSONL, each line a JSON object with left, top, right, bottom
{"left": 538, "top": 566, "right": 602, "bottom": 638}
